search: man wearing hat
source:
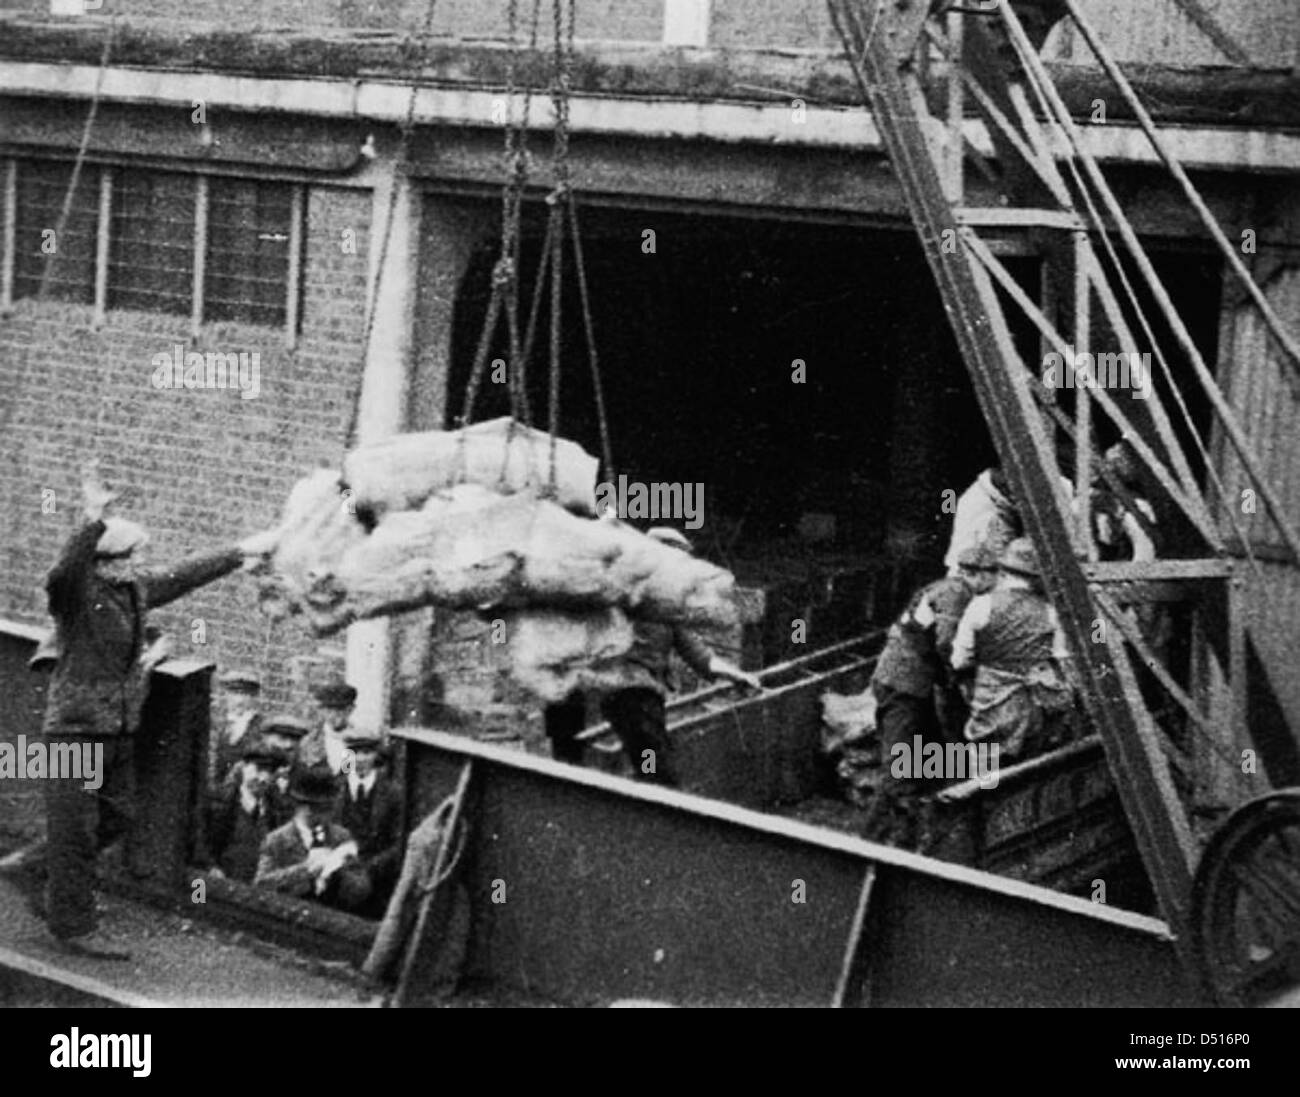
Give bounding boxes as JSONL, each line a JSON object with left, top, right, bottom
{"left": 209, "top": 669, "right": 263, "bottom": 793}
{"left": 951, "top": 537, "right": 1075, "bottom": 760}
{"left": 551, "top": 526, "right": 761, "bottom": 786}
{"left": 37, "top": 463, "right": 283, "bottom": 959}
{"left": 301, "top": 678, "right": 357, "bottom": 775}
{"left": 200, "top": 736, "right": 285, "bottom": 883}
{"left": 335, "top": 724, "right": 403, "bottom": 916}
{"left": 254, "top": 714, "right": 312, "bottom": 827}
{"left": 254, "top": 761, "right": 371, "bottom": 913}
{"left": 867, "top": 543, "right": 1001, "bottom": 837}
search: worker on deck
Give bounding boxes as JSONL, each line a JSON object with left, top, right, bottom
{"left": 943, "top": 467, "right": 1021, "bottom": 576}
{"left": 255, "top": 761, "right": 372, "bottom": 914}
{"left": 37, "top": 463, "right": 281, "bottom": 959}
{"left": 944, "top": 466, "right": 1079, "bottom": 575}
{"left": 200, "top": 736, "right": 285, "bottom": 884}
{"left": 950, "top": 537, "right": 1076, "bottom": 760}
{"left": 863, "top": 544, "right": 999, "bottom": 843}
{"left": 548, "top": 527, "right": 762, "bottom": 785}
{"left": 335, "top": 724, "right": 403, "bottom": 917}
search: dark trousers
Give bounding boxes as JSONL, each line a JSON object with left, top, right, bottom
{"left": 874, "top": 684, "right": 947, "bottom": 795}
{"left": 544, "top": 695, "right": 588, "bottom": 764}
{"left": 43, "top": 734, "right": 134, "bottom": 939}
{"left": 545, "top": 689, "right": 675, "bottom": 785}
{"left": 601, "top": 688, "right": 674, "bottom": 786}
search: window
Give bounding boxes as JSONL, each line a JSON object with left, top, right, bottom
{"left": 12, "top": 160, "right": 97, "bottom": 305}
{"left": 207, "top": 177, "right": 293, "bottom": 327}
{"left": 4, "top": 157, "right": 302, "bottom": 340}
{"left": 109, "top": 169, "right": 195, "bottom": 316}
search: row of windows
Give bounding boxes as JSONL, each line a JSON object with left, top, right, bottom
{"left": 3, "top": 159, "right": 302, "bottom": 337}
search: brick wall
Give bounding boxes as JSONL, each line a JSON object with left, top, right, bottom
{"left": 0, "top": 183, "right": 372, "bottom": 715}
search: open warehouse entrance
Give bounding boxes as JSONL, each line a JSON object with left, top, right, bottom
{"left": 420, "top": 197, "right": 1222, "bottom": 663}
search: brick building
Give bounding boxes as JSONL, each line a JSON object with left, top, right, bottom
{"left": 1, "top": 0, "right": 1299, "bottom": 787}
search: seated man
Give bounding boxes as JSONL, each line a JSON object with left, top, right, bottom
{"left": 254, "top": 762, "right": 371, "bottom": 914}
{"left": 335, "top": 724, "right": 403, "bottom": 917}
{"left": 201, "top": 737, "right": 284, "bottom": 883}
{"left": 950, "top": 538, "right": 1075, "bottom": 760}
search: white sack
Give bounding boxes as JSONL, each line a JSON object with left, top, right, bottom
{"left": 342, "top": 417, "right": 599, "bottom": 518}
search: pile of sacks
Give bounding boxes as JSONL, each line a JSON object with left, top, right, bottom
{"left": 258, "top": 418, "right": 738, "bottom": 702}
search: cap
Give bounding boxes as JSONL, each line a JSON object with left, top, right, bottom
{"left": 218, "top": 669, "right": 262, "bottom": 695}
{"left": 240, "top": 736, "right": 288, "bottom": 768}
{"left": 95, "top": 518, "right": 149, "bottom": 559}
{"left": 312, "top": 680, "right": 357, "bottom": 709}
{"left": 342, "top": 724, "right": 383, "bottom": 751}
{"left": 287, "top": 761, "right": 339, "bottom": 805}
{"left": 955, "top": 544, "right": 999, "bottom": 571}
{"left": 647, "top": 527, "right": 693, "bottom": 553}
{"left": 260, "top": 714, "right": 312, "bottom": 741}
{"left": 998, "top": 537, "right": 1041, "bottom": 579}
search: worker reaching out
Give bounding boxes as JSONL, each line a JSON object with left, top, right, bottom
{"left": 36, "top": 462, "right": 283, "bottom": 960}
{"left": 547, "top": 525, "right": 762, "bottom": 785}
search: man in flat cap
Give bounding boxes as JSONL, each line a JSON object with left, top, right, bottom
{"left": 256, "top": 714, "right": 312, "bottom": 828}
{"left": 335, "top": 723, "right": 403, "bottom": 916}
{"left": 255, "top": 761, "right": 371, "bottom": 914}
{"left": 300, "top": 678, "right": 357, "bottom": 776}
{"left": 200, "top": 736, "right": 285, "bottom": 883}
{"left": 951, "top": 538, "right": 1076, "bottom": 760}
{"left": 209, "top": 669, "right": 263, "bottom": 794}
{"left": 38, "top": 463, "right": 282, "bottom": 959}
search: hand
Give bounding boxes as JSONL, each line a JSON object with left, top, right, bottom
{"left": 239, "top": 525, "right": 283, "bottom": 559}
{"left": 305, "top": 847, "right": 331, "bottom": 875}
{"left": 731, "top": 670, "right": 763, "bottom": 693}
{"left": 207, "top": 866, "right": 226, "bottom": 880}
{"left": 80, "top": 462, "right": 118, "bottom": 521}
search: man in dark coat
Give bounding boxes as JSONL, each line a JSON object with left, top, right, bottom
{"left": 255, "top": 761, "right": 371, "bottom": 914}
{"left": 863, "top": 544, "right": 998, "bottom": 845}
{"left": 334, "top": 724, "right": 403, "bottom": 917}
{"left": 199, "top": 737, "right": 284, "bottom": 883}
{"left": 40, "top": 465, "right": 281, "bottom": 958}
{"left": 597, "top": 528, "right": 760, "bottom": 786}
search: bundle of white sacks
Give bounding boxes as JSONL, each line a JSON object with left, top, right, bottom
{"left": 257, "top": 418, "right": 738, "bottom": 702}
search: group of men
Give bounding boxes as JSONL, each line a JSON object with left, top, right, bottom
{"left": 201, "top": 673, "right": 402, "bottom": 922}
{"left": 865, "top": 452, "right": 1156, "bottom": 842}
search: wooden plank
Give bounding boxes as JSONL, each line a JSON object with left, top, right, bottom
{"left": 1082, "top": 559, "right": 1234, "bottom": 582}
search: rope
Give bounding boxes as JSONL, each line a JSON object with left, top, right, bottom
{"left": 344, "top": 0, "right": 444, "bottom": 450}
{"left": 458, "top": 0, "right": 543, "bottom": 484}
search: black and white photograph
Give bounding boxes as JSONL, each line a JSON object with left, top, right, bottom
{"left": 0, "top": 0, "right": 1295, "bottom": 1051}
